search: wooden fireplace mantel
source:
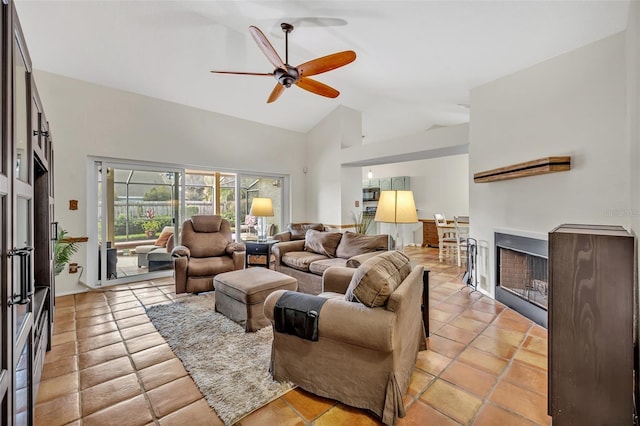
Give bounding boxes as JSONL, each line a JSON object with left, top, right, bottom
{"left": 473, "top": 156, "right": 571, "bottom": 183}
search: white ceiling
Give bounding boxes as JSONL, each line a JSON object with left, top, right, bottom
{"left": 15, "top": 1, "right": 630, "bottom": 144}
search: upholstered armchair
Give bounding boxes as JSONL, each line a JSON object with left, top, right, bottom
{"left": 264, "top": 251, "right": 426, "bottom": 425}
{"left": 172, "top": 215, "right": 245, "bottom": 294}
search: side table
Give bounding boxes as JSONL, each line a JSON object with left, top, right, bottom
{"left": 245, "top": 240, "right": 278, "bottom": 268}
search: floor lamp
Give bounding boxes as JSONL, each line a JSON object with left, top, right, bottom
{"left": 374, "top": 190, "right": 418, "bottom": 251}
{"left": 249, "top": 197, "right": 274, "bottom": 242}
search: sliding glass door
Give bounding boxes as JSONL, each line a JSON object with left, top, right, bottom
{"left": 91, "top": 161, "right": 288, "bottom": 287}
{"left": 95, "top": 162, "right": 181, "bottom": 284}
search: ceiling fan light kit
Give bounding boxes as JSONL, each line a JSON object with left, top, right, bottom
{"left": 211, "top": 22, "right": 356, "bottom": 103}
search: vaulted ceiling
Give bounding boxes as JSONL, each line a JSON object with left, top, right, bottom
{"left": 15, "top": 1, "right": 630, "bottom": 144}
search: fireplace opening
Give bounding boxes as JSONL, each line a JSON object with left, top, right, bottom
{"left": 497, "top": 248, "right": 548, "bottom": 309}
{"left": 495, "top": 232, "right": 548, "bottom": 327}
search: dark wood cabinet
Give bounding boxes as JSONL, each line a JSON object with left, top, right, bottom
{"left": 0, "top": 3, "right": 55, "bottom": 423}
{"left": 548, "top": 224, "right": 635, "bottom": 425}
{"left": 419, "top": 219, "right": 439, "bottom": 247}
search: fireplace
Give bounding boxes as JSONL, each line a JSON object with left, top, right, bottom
{"left": 495, "top": 232, "right": 548, "bottom": 327}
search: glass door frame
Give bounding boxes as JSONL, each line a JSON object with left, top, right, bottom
{"left": 89, "top": 158, "right": 184, "bottom": 287}
{"left": 235, "top": 173, "right": 287, "bottom": 242}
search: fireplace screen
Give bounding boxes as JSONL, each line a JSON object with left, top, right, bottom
{"left": 498, "top": 248, "right": 549, "bottom": 309}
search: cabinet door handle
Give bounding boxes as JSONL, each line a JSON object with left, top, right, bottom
{"left": 8, "top": 246, "right": 34, "bottom": 305}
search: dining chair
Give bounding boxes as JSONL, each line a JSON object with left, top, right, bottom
{"left": 454, "top": 216, "right": 470, "bottom": 267}
{"left": 434, "top": 213, "right": 457, "bottom": 262}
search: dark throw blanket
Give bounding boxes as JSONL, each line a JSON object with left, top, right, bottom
{"left": 273, "top": 291, "right": 328, "bottom": 341}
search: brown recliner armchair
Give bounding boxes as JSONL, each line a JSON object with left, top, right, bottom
{"left": 172, "top": 215, "right": 245, "bottom": 294}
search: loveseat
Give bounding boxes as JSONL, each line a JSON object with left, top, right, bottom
{"left": 136, "top": 226, "right": 174, "bottom": 268}
{"left": 264, "top": 251, "right": 426, "bottom": 425}
{"left": 272, "top": 227, "right": 388, "bottom": 294}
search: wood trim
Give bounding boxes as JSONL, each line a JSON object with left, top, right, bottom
{"left": 60, "top": 236, "right": 88, "bottom": 243}
{"left": 473, "top": 156, "right": 571, "bottom": 183}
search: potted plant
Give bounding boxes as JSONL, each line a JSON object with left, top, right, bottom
{"left": 54, "top": 229, "right": 80, "bottom": 276}
{"left": 143, "top": 220, "right": 161, "bottom": 238}
{"left": 351, "top": 211, "right": 374, "bottom": 234}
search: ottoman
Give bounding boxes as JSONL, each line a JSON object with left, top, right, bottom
{"left": 214, "top": 268, "right": 298, "bottom": 331}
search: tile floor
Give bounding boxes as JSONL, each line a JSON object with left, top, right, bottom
{"left": 35, "top": 246, "right": 551, "bottom": 425}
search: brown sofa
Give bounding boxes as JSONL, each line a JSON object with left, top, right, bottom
{"left": 272, "top": 228, "right": 388, "bottom": 295}
{"left": 264, "top": 251, "right": 426, "bottom": 425}
{"left": 172, "top": 215, "right": 245, "bottom": 294}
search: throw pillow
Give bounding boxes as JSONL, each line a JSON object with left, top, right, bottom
{"left": 154, "top": 227, "right": 174, "bottom": 247}
{"left": 344, "top": 251, "right": 412, "bottom": 308}
{"left": 304, "top": 229, "right": 343, "bottom": 258}
{"left": 335, "top": 231, "right": 388, "bottom": 259}
{"left": 289, "top": 223, "right": 324, "bottom": 240}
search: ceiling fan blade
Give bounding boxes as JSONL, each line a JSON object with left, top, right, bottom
{"left": 267, "top": 83, "right": 286, "bottom": 103}
{"left": 249, "top": 26, "right": 286, "bottom": 70}
{"left": 210, "top": 70, "right": 273, "bottom": 76}
{"left": 296, "top": 77, "right": 339, "bottom": 99}
{"left": 297, "top": 51, "right": 356, "bottom": 77}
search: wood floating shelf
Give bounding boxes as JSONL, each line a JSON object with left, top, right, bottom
{"left": 474, "top": 156, "right": 571, "bottom": 183}
{"left": 60, "top": 236, "right": 88, "bottom": 243}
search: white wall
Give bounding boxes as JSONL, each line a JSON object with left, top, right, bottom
{"left": 365, "top": 154, "right": 469, "bottom": 244}
{"left": 35, "top": 71, "right": 307, "bottom": 295}
{"left": 305, "top": 105, "right": 362, "bottom": 226}
{"left": 469, "top": 32, "right": 628, "bottom": 296}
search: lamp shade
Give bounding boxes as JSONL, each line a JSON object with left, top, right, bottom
{"left": 374, "top": 190, "right": 418, "bottom": 224}
{"left": 249, "top": 197, "right": 274, "bottom": 217}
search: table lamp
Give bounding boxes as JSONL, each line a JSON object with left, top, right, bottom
{"left": 249, "top": 197, "right": 274, "bottom": 242}
{"left": 374, "top": 190, "right": 418, "bottom": 251}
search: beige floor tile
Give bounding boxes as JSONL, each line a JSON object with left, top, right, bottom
{"left": 471, "top": 335, "right": 519, "bottom": 360}
{"left": 36, "top": 372, "right": 79, "bottom": 404}
{"left": 119, "top": 322, "right": 158, "bottom": 340}
{"left": 282, "top": 388, "right": 336, "bottom": 421}
{"left": 130, "top": 343, "right": 176, "bottom": 370}
{"left": 415, "top": 350, "right": 452, "bottom": 376}
{"left": 82, "top": 394, "right": 153, "bottom": 426}
{"left": 79, "top": 356, "right": 134, "bottom": 390}
{"left": 78, "top": 341, "right": 128, "bottom": 370}
{"left": 35, "top": 393, "right": 80, "bottom": 426}
{"left": 158, "top": 399, "right": 224, "bottom": 426}
{"left": 457, "top": 347, "right": 508, "bottom": 376}
{"left": 146, "top": 376, "right": 203, "bottom": 418}
{"left": 138, "top": 358, "right": 188, "bottom": 391}
{"left": 514, "top": 348, "right": 548, "bottom": 371}
{"left": 427, "top": 335, "right": 466, "bottom": 358}
{"left": 124, "top": 332, "right": 166, "bottom": 353}
{"left": 81, "top": 373, "right": 143, "bottom": 416}
{"left": 75, "top": 313, "right": 115, "bottom": 329}
{"left": 434, "top": 320, "right": 478, "bottom": 342}
{"left": 77, "top": 330, "right": 122, "bottom": 354}
{"left": 405, "top": 369, "right": 435, "bottom": 398}
{"left": 116, "top": 313, "right": 151, "bottom": 330}
{"left": 398, "top": 400, "right": 461, "bottom": 426}
{"left": 76, "top": 320, "right": 118, "bottom": 340}
{"left": 51, "top": 330, "right": 76, "bottom": 347}
{"left": 40, "top": 355, "right": 78, "bottom": 381}
{"left": 44, "top": 341, "right": 77, "bottom": 364}
{"left": 441, "top": 360, "right": 497, "bottom": 399}
{"left": 312, "top": 403, "right": 379, "bottom": 426}
{"left": 473, "top": 403, "right": 537, "bottom": 426}
{"left": 489, "top": 380, "right": 551, "bottom": 424}
{"left": 420, "top": 380, "right": 482, "bottom": 424}
{"left": 502, "top": 360, "right": 548, "bottom": 396}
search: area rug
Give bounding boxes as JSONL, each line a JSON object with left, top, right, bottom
{"left": 146, "top": 294, "right": 293, "bottom": 425}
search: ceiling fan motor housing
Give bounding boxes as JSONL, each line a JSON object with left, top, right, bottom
{"left": 274, "top": 65, "right": 299, "bottom": 87}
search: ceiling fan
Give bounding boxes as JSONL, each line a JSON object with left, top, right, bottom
{"left": 211, "top": 23, "right": 356, "bottom": 103}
